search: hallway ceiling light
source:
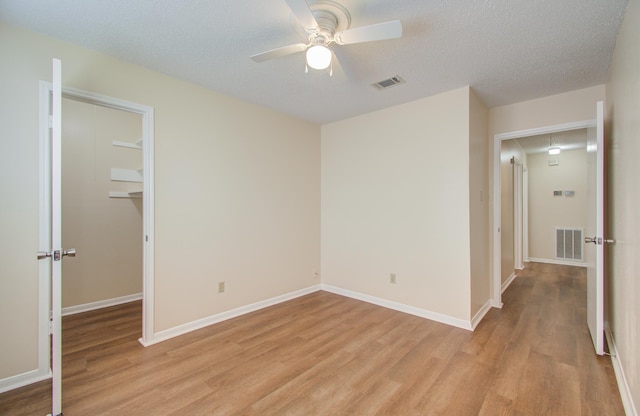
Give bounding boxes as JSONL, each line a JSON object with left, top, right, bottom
{"left": 548, "top": 147, "right": 561, "bottom": 155}
{"left": 548, "top": 134, "right": 560, "bottom": 155}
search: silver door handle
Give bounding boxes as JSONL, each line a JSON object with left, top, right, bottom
{"left": 603, "top": 239, "right": 615, "bottom": 244}
{"left": 584, "top": 237, "right": 597, "bottom": 244}
{"left": 37, "top": 251, "right": 52, "bottom": 260}
{"left": 37, "top": 248, "right": 76, "bottom": 260}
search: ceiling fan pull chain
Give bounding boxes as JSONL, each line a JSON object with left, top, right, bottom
{"left": 329, "top": 59, "right": 333, "bottom": 77}
{"left": 305, "top": 62, "right": 309, "bottom": 73}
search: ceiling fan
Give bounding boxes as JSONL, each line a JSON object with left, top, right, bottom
{"left": 250, "top": 0, "right": 402, "bottom": 73}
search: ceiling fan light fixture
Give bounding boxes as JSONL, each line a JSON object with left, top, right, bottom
{"left": 306, "top": 45, "right": 332, "bottom": 70}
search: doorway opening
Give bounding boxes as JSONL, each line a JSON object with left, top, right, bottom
{"left": 492, "top": 119, "right": 596, "bottom": 307}
{"left": 37, "top": 83, "right": 155, "bottom": 380}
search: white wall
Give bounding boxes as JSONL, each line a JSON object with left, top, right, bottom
{"left": 321, "top": 87, "right": 473, "bottom": 321}
{"left": 62, "top": 98, "right": 143, "bottom": 308}
{"left": 527, "top": 148, "right": 587, "bottom": 262}
{"left": 0, "top": 21, "right": 320, "bottom": 382}
{"left": 605, "top": 0, "right": 640, "bottom": 411}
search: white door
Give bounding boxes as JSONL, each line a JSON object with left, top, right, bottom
{"left": 585, "top": 101, "right": 605, "bottom": 355}
{"left": 37, "top": 58, "right": 75, "bottom": 416}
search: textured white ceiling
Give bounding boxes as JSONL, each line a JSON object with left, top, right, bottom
{"left": 0, "top": 0, "right": 628, "bottom": 124}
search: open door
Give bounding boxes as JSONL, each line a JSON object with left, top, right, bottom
{"left": 585, "top": 101, "right": 607, "bottom": 355}
{"left": 36, "top": 58, "right": 76, "bottom": 416}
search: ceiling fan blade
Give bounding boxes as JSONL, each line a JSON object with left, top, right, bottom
{"left": 329, "top": 50, "right": 349, "bottom": 81}
{"left": 334, "top": 20, "right": 402, "bottom": 45}
{"left": 250, "top": 43, "right": 308, "bottom": 63}
{"left": 284, "top": 0, "right": 319, "bottom": 30}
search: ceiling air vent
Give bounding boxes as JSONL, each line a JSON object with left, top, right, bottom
{"left": 372, "top": 75, "right": 405, "bottom": 90}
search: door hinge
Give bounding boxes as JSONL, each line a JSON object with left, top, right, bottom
{"left": 49, "top": 320, "right": 53, "bottom": 335}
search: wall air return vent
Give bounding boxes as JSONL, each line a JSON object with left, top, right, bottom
{"left": 555, "top": 227, "right": 583, "bottom": 261}
{"left": 372, "top": 75, "right": 405, "bottom": 90}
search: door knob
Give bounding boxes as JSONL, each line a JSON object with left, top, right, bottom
{"left": 36, "top": 248, "right": 76, "bottom": 260}
{"left": 37, "top": 251, "right": 52, "bottom": 260}
{"left": 584, "top": 236, "right": 597, "bottom": 244}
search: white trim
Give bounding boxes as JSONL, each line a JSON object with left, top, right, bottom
{"left": 527, "top": 257, "right": 587, "bottom": 268}
{"left": 494, "top": 120, "right": 596, "bottom": 142}
{"left": 37, "top": 80, "right": 52, "bottom": 387}
{"left": 513, "top": 160, "right": 524, "bottom": 270}
{"left": 605, "top": 327, "right": 638, "bottom": 416}
{"left": 143, "top": 285, "right": 322, "bottom": 346}
{"left": 0, "top": 369, "right": 51, "bottom": 394}
{"left": 492, "top": 119, "right": 595, "bottom": 310}
{"left": 523, "top": 167, "right": 529, "bottom": 261}
{"left": 321, "top": 284, "right": 473, "bottom": 331}
{"left": 61, "top": 293, "right": 142, "bottom": 316}
{"left": 502, "top": 271, "right": 517, "bottom": 293}
{"left": 471, "top": 300, "right": 493, "bottom": 330}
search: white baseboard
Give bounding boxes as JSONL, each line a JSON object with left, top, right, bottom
{"left": 471, "top": 300, "right": 493, "bottom": 330}
{"left": 605, "top": 326, "right": 638, "bottom": 416}
{"left": 502, "top": 272, "right": 517, "bottom": 293}
{"left": 144, "top": 285, "right": 322, "bottom": 346}
{"left": 527, "top": 257, "right": 587, "bottom": 268}
{"left": 62, "top": 293, "right": 143, "bottom": 316}
{"left": 320, "top": 284, "right": 473, "bottom": 331}
{"left": 0, "top": 368, "right": 50, "bottom": 394}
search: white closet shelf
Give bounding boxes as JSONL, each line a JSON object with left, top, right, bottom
{"left": 112, "top": 139, "right": 142, "bottom": 150}
{"left": 109, "top": 191, "right": 143, "bottom": 199}
{"left": 111, "top": 168, "right": 143, "bottom": 183}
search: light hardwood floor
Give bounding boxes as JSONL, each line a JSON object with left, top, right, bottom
{"left": 0, "top": 262, "right": 625, "bottom": 415}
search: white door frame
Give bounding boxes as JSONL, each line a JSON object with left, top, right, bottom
{"left": 492, "top": 119, "right": 595, "bottom": 307}
{"left": 38, "top": 83, "right": 156, "bottom": 367}
{"left": 523, "top": 167, "right": 529, "bottom": 262}
{"left": 513, "top": 158, "right": 524, "bottom": 271}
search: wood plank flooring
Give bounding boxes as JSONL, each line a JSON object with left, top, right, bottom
{"left": 0, "top": 262, "right": 625, "bottom": 415}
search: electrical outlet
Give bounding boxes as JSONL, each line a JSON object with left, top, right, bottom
{"left": 313, "top": 269, "right": 319, "bottom": 279}
{"left": 218, "top": 281, "right": 225, "bottom": 293}
{"left": 390, "top": 273, "right": 397, "bottom": 284}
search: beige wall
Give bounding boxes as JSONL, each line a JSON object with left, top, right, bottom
{"left": 469, "top": 89, "right": 490, "bottom": 316}
{"left": 62, "top": 99, "right": 143, "bottom": 308}
{"left": 499, "top": 140, "right": 526, "bottom": 284}
{"left": 527, "top": 148, "right": 587, "bottom": 262}
{"left": 489, "top": 86, "right": 606, "bottom": 137}
{"left": 321, "top": 87, "right": 473, "bottom": 321}
{"left": 605, "top": 0, "right": 640, "bottom": 411}
{"left": 0, "top": 23, "right": 40, "bottom": 381}
{"left": 0, "top": 21, "right": 320, "bottom": 381}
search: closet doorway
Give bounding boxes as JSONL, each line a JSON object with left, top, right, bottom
{"left": 61, "top": 97, "right": 143, "bottom": 314}
{"left": 38, "top": 85, "right": 155, "bottom": 381}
